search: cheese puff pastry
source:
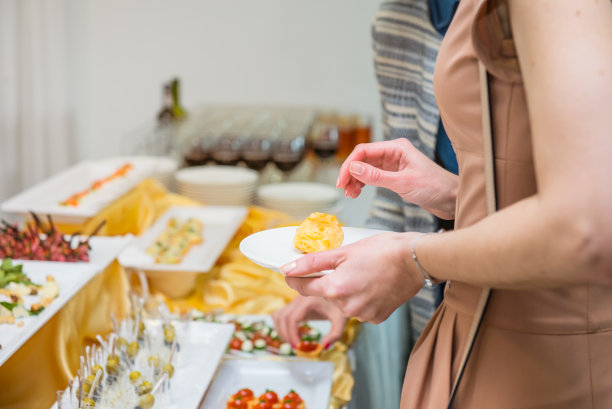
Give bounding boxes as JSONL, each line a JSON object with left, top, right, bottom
{"left": 294, "top": 212, "right": 344, "bottom": 253}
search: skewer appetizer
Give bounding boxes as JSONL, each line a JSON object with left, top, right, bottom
{"left": 56, "top": 302, "right": 182, "bottom": 409}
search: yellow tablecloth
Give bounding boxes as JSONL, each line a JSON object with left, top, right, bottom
{"left": 0, "top": 179, "right": 357, "bottom": 409}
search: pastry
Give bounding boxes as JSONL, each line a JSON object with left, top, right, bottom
{"left": 293, "top": 212, "right": 343, "bottom": 253}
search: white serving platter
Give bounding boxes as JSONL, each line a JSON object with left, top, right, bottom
{"left": 200, "top": 359, "right": 334, "bottom": 409}
{"left": 239, "top": 226, "right": 387, "bottom": 277}
{"left": 118, "top": 205, "right": 247, "bottom": 273}
{"left": 0, "top": 236, "right": 130, "bottom": 367}
{"left": 0, "top": 260, "right": 100, "bottom": 367}
{"left": 51, "top": 321, "right": 235, "bottom": 409}
{"left": 1, "top": 156, "right": 173, "bottom": 224}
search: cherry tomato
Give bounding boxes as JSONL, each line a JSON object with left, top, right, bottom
{"left": 297, "top": 340, "right": 319, "bottom": 352}
{"left": 283, "top": 390, "right": 302, "bottom": 404}
{"left": 254, "top": 400, "right": 273, "bottom": 409}
{"left": 281, "top": 401, "right": 298, "bottom": 409}
{"left": 229, "top": 338, "right": 243, "bottom": 350}
{"left": 228, "top": 398, "right": 248, "bottom": 409}
{"left": 259, "top": 390, "right": 279, "bottom": 404}
{"left": 267, "top": 338, "right": 282, "bottom": 350}
{"left": 298, "top": 324, "right": 311, "bottom": 336}
{"left": 237, "top": 388, "right": 254, "bottom": 398}
{"left": 252, "top": 332, "right": 265, "bottom": 342}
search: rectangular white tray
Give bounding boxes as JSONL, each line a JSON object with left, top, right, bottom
{"left": 118, "top": 205, "right": 247, "bottom": 273}
{"left": 50, "top": 321, "right": 235, "bottom": 409}
{"left": 1, "top": 156, "right": 172, "bottom": 224}
{"left": 0, "top": 236, "right": 131, "bottom": 367}
{"left": 200, "top": 359, "right": 334, "bottom": 409}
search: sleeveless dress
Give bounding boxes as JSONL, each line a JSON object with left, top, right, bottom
{"left": 399, "top": 0, "right": 612, "bottom": 407}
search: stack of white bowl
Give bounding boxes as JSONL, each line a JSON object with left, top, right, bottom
{"left": 256, "top": 182, "right": 340, "bottom": 219}
{"left": 175, "top": 165, "right": 259, "bottom": 206}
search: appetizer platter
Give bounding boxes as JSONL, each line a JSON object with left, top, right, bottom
{"left": 52, "top": 307, "right": 234, "bottom": 409}
{"left": 118, "top": 205, "right": 248, "bottom": 273}
{"left": 239, "top": 226, "right": 387, "bottom": 276}
{"left": 0, "top": 259, "right": 100, "bottom": 367}
{"left": 0, "top": 213, "right": 132, "bottom": 271}
{"left": 1, "top": 156, "right": 173, "bottom": 225}
{"left": 201, "top": 359, "right": 334, "bottom": 409}
{"left": 194, "top": 313, "right": 331, "bottom": 359}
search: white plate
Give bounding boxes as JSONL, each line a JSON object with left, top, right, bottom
{"left": 0, "top": 260, "right": 100, "bottom": 367}
{"left": 239, "top": 226, "right": 387, "bottom": 277}
{"left": 118, "top": 205, "right": 247, "bottom": 273}
{"left": 51, "top": 321, "right": 235, "bottom": 409}
{"left": 200, "top": 359, "right": 334, "bottom": 409}
{"left": 1, "top": 156, "right": 174, "bottom": 224}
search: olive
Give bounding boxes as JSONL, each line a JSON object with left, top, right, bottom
{"left": 137, "top": 380, "right": 152, "bottom": 395}
{"left": 135, "top": 393, "right": 155, "bottom": 409}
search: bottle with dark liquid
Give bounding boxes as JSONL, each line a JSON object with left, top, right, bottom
{"left": 157, "top": 84, "right": 175, "bottom": 125}
{"left": 170, "top": 78, "right": 187, "bottom": 121}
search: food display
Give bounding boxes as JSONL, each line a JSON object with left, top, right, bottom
{"left": 293, "top": 213, "right": 343, "bottom": 254}
{"left": 60, "top": 163, "right": 133, "bottom": 207}
{"left": 227, "top": 388, "right": 305, "bottom": 409}
{"left": 55, "top": 304, "right": 180, "bottom": 409}
{"left": 0, "top": 213, "right": 102, "bottom": 262}
{"left": 194, "top": 314, "right": 324, "bottom": 358}
{"left": 0, "top": 258, "right": 59, "bottom": 325}
{"left": 146, "top": 217, "right": 203, "bottom": 264}
{"left": 225, "top": 318, "right": 292, "bottom": 356}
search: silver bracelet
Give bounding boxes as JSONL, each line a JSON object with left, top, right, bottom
{"left": 411, "top": 230, "right": 444, "bottom": 288}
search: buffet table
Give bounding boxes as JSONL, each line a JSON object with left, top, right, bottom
{"left": 0, "top": 179, "right": 357, "bottom": 409}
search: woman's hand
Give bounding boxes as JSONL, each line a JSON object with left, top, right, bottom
{"left": 281, "top": 232, "right": 424, "bottom": 324}
{"left": 272, "top": 295, "right": 347, "bottom": 348}
{"left": 336, "top": 139, "right": 458, "bottom": 219}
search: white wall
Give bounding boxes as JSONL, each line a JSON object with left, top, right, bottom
{"left": 69, "top": 0, "right": 384, "bottom": 160}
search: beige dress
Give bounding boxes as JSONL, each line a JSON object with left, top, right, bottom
{"left": 400, "top": 0, "right": 612, "bottom": 407}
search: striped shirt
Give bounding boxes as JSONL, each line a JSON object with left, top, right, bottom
{"left": 351, "top": 3, "right": 444, "bottom": 408}
{"left": 368, "top": 0, "right": 442, "bottom": 341}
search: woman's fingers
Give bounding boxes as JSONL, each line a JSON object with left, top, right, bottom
{"left": 281, "top": 248, "right": 343, "bottom": 277}
{"left": 284, "top": 275, "right": 331, "bottom": 299}
{"left": 348, "top": 161, "right": 402, "bottom": 191}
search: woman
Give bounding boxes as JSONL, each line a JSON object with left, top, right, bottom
{"left": 282, "top": 0, "right": 612, "bottom": 407}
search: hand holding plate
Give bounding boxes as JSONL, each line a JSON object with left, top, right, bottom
{"left": 282, "top": 231, "right": 425, "bottom": 324}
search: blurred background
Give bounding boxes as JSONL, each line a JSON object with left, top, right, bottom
{"left": 0, "top": 0, "right": 384, "bottom": 202}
